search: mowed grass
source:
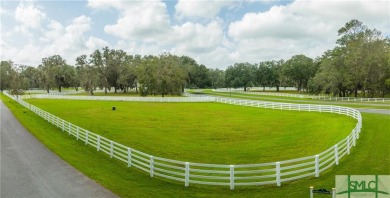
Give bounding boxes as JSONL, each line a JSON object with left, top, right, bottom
{"left": 27, "top": 99, "right": 356, "bottom": 164}
{"left": 1, "top": 94, "right": 389, "bottom": 197}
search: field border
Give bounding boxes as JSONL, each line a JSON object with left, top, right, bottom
{"left": 4, "top": 92, "right": 362, "bottom": 190}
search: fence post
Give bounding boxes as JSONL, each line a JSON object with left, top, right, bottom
{"left": 150, "top": 156, "right": 154, "bottom": 177}
{"left": 347, "top": 136, "right": 350, "bottom": 155}
{"left": 230, "top": 165, "right": 234, "bottom": 190}
{"left": 356, "top": 128, "right": 360, "bottom": 139}
{"left": 310, "top": 186, "right": 313, "bottom": 198}
{"left": 76, "top": 127, "right": 79, "bottom": 140}
{"left": 127, "top": 148, "right": 132, "bottom": 167}
{"left": 315, "top": 155, "right": 319, "bottom": 177}
{"left": 185, "top": 162, "right": 190, "bottom": 187}
{"left": 276, "top": 162, "right": 281, "bottom": 186}
{"left": 97, "top": 136, "right": 101, "bottom": 151}
{"left": 62, "top": 120, "right": 64, "bottom": 131}
{"left": 334, "top": 145, "right": 339, "bottom": 165}
{"left": 332, "top": 188, "right": 336, "bottom": 198}
{"left": 68, "top": 123, "right": 71, "bottom": 135}
{"left": 85, "top": 131, "right": 89, "bottom": 145}
{"left": 353, "top": 130, "right": 356, "bottom": 147}
{"left": 110, "top": 141, "right": 114, "bottom": 158}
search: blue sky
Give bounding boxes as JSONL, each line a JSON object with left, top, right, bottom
{"left": 1, "top": 0, "right": 389, "bottom": 69}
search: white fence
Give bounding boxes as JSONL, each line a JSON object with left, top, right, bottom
{"left": 24, "top": 90, "right": 80, "bottom": 95}
{"left": 21, "top": 94, "right": 213, "bottom": 102}
{"left": 4, "top": 92, "right": 362, "bottom": 190}
{"left": 214, "top": 89, "right": 390, "bottom": 102}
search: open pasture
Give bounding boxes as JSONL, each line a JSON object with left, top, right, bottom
{"left": 27, "top": 99, "right": 356, "bottom": 164}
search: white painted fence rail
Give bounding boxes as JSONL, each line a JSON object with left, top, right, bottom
{"left": 213, "top": 89, "right": 390, "bottom": 102}
{"left": 4, "top": 92, "right": 362, "bottom": 190}
{"left": 21, "top": 94, "right": 213, "bottom": 102}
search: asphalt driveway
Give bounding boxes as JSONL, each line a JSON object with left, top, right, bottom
{"left": 0, "top": 101, "right": 118, "bottom": 198}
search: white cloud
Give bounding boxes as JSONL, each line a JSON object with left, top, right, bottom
{"left": 228, "top": 5, "right": 332, "bottom": 41}
{"left": 0, "top": 7, "right": 12, "bottom": 16}
{"left": 4, "top": 0, "right": 389, "bottom": 69}
{"left": 88, "top": 0, "right": 171, "bottom": 42}
{"left": 175, "top": 0, "right": 236, "bottom": 19}
{"left": 170, "top": 20, "right": 224, "bottom": 54}
{"left": 86, "top": 36, "right": 109, "bottom": 50}
{"left": 87, "top": 0, "right": 124, "bottom": 10}
{"left": 43, "top": 15, "right": 92, "bottom": 60}
{"left": 14, "top": 2, "right": 46, "bottom": 29}
{"left": 88, "top": 0, "right": 230, "bottom": 67}
{"left": 39, "top": 20, "right": 64, "bottom": 43}
{"left": 2, "top": 12, "right": 109, "bottom": 66}
{"left": 228, "top": 0, "right": 390, "bottom": 63}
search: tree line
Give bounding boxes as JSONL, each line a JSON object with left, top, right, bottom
{"left": 1, "top": 19, "right": 389, "bottom": 97}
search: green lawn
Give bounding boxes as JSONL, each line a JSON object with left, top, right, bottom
{"left": 27, "top": 99, "right": 355, "bottom": 164}
{"left": 1, "top": 94, "right": 389, "bottom": 197}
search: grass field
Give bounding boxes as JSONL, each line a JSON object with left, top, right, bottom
{"left": 1, "top": 94, "right": 389, "bottom": 197}
{"left": 26, "top": 99, "right": 355, "bottom": 164}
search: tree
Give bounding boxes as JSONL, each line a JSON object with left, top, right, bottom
{"left": 8, "top": 64, "right": 25, "bottom": 96}
{"left": 21, "top": 66, "right": 40, "bottom": 89}
{"left": 179, "top": 56, "right": 197, "bottom": 89}
{"left": 76, "top": 54, "right": 98, "bottom": 95}
{"left": 283, "top": 54, "right": 316, "bottom": 92}
{"left": 308, "top": 48, "right": 347, "bottom": 96}
{"left": 90, "top": 47, "right": 110, "bottom": 94}
{"left": 311, "top": 19, "right": 390, "bottom": 97}
{"left": 271, "top": 59, "right": 284, "bottom": 91}
{"left": 40, "top": 55, "right": 67, "bottom": 93}
{"left": 257, "top": 61, "right": 273, "bottom": 91}
{"left": 117, "top": 54, "right": 139, "bottom": 93}
{"left": 225, "top": 63, "right": 256, "bottom": 91}
{"left": 138, "top": 54, "right": 186, "bottom": 97}
{"left": 106, "top": 49, "right": 127, "bottom": 93}
{"left": 0, "top": 61, "right": 13, "bottom": 91}
{"left": 209, "top": 68, "right": 225, "bottom": 89}
{"left": 191, "top": 64, "right": 211, "bottom": 88}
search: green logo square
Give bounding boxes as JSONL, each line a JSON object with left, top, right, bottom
{"left": 336, "top": 175, "right": 390, "bottom": 198}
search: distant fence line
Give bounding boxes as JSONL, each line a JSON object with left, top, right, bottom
{"left": 4, "top": 92, "right": 362, "bottom": 190}
{"left": 214, "top": 89, "right": 390, "bottom": 102}
{"left": 21, "top": 94, "right": 213, "bottom": 102}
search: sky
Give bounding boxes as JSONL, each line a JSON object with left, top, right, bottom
{"left": 0, "top": 0, "right": 389, "bottom": 69}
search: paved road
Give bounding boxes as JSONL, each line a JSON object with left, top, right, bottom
{"left": 357, "top": 108, "right": 390, "bottom": 115}
{"left": 0, "top": 101, "right": 118, "bottom": 198}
